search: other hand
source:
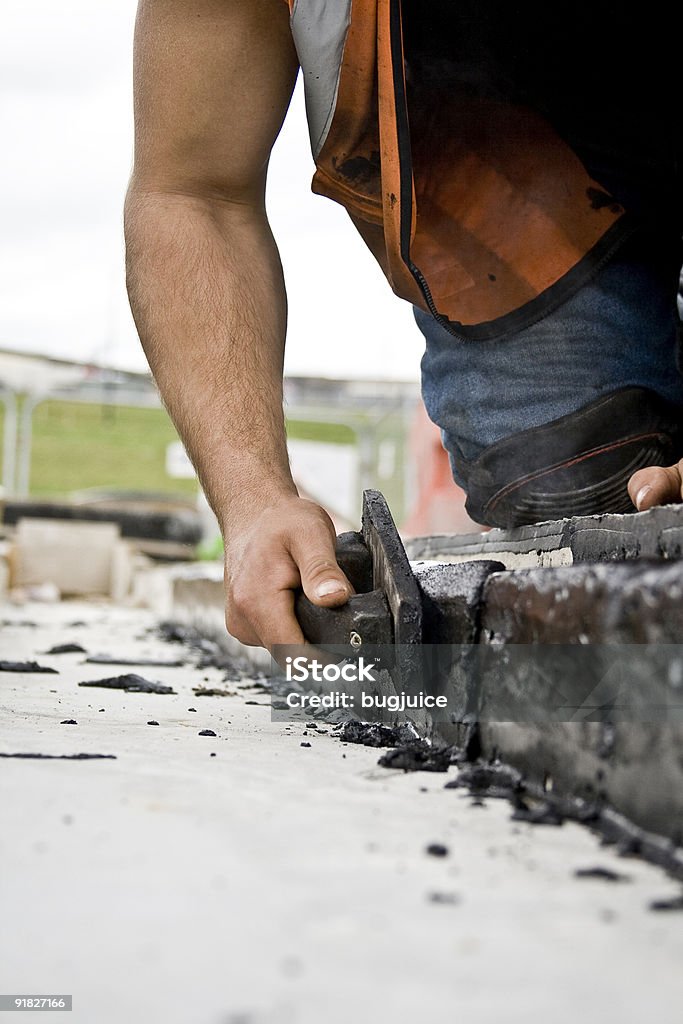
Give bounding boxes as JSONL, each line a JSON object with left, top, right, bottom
{"left": 628, "top": 459, "right": 683, "bottom": 512}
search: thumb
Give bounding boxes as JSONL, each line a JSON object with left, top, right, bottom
{"left": 290, "top": 530, "right": 354, "bottom": 607}
{"left": 628, "top": 460, "right": 683, "bottom": 511}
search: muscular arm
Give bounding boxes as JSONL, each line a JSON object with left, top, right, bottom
{"left": 125, "top": 0, "right": 352, "bottom": 649}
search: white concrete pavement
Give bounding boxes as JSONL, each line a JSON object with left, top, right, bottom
{"left": 1, "top": 600, "right": 683, "bottom": 1024}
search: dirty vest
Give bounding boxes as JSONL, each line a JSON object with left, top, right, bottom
{"left": 285, "top": 0, "right": 631, "bottom": 340}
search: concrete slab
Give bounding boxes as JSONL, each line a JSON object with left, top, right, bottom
{"left": 10, "top": 519, "right": 130, "bottom": 599}
{"left": 1, "top": 601, "right": 683, "bottom": 1024}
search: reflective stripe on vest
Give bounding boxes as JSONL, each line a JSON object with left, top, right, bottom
{"left": 289, "top": 0, "right": 352, "bottom": 158}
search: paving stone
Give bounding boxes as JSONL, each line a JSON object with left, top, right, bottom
{"left": 406, "top": 503, "right": 683, "bottom": 569}
{"left": 468, "top": 561, "right": 683, "bottom": 842}
{"left": 481, "top": 561, "right": 683, "bottom": 644}
{"left": 414, "top": 560, "right": 504, "bottom": 644}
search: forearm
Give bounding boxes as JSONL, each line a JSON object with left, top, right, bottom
{"left": 122, "top": 1, "right": 351, "bottom": 649}
{"left": 124, "top": 186, "right": 297, "bottom": 535}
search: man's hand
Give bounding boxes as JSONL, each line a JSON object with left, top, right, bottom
{"left": 224, "top": 496, "right": 353, "bottom": 650}
{"left": 628, "top": 461, "right": 683, "bottom": 512}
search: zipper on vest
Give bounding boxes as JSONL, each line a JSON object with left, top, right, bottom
{"left": 388, "top": 0, "right": 461, "bottom": 338}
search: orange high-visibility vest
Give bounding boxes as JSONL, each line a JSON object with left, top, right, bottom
{"left": 284, "top": 1, "right": 631, "bottom": 339}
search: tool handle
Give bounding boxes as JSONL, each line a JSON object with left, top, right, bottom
{"left": 294, "top": 589, "right": 393, "bottom": 647}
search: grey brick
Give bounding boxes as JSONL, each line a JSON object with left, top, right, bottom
{"left": 481, "top": 561, "right": 683, "bottom": 644}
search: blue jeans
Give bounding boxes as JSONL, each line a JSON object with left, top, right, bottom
{"left": 417, "top": 228, "right": 683, "bottom": 487}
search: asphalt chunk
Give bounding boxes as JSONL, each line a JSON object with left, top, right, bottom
{"left": 45, "top": 643, "right": 87, "bottom": 655}
{"left": 340, "top": 720, "right": 419, "bottom": 748}
{"left": 147, "top": 720, "right": 160, "bottom": 726}
{"left": 446, "top": 762, "right": 524, "bottom": 799}
{"left": 0, "top": 660, "right": 58, "bottom": 674}
{"left": 78, "top": 674, "right": 175, "bottom": 695}
{"left": 511, "top": 801, "right": 564, "bottom": 827}
{"left": 198, "top": 729, "right": 217, "bottom": 737}
{"left": 193, "top": 687, "right": 234, "bottom": 697}
{"left": 379, "top": 740, "right": 456, "bottom": 773}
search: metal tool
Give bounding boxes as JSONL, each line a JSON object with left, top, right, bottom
{"left": 294, "top": 489, "right": 422, "bottom": 651}
{"left": 295, "top": 490, "right": 424, "bottom": 687}
{"left": 294, "top": 490, "right": 504, "bottom": 692}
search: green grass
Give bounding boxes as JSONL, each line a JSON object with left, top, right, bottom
{"left": 286, "top": 419, "right": 356, "bottom": 446}
{"left": 11, "top": 400, "right": 198, "bottom": 498}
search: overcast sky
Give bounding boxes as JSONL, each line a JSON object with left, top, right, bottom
{"left": 0, "top": 0, "right": 422, "bottom": 381}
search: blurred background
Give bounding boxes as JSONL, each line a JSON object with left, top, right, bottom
{"left": 0, "top": 0, "right": 477, "bottom": 573}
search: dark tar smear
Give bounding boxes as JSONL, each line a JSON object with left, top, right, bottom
{"left": 649, "top": 894, "right": 683, "bottom": 912}
{"left": 78, "top": 674, "right": 175, "bottom": 695}
{"left": 574, "top": 866, "right": 630, "bottom": 883}
{"left": 193, "top": 687, "right": 234, "bottom": 697}
{"left": 86, "top": 653, "right": 186, "bottom": 668}
{"left": 198, "top": 729, "right": 217, "bottom": 737}
{"left": 156, "top": 620, "right": 248, "bottom": 673}
{"left": 447, "top": 759, "right": 568, "bottom": 826}
{"left": 0, "top": 752, "right": 117, "bottom": 760}
{"left": 428, "top": 892, "right": 459, "bottom": 905}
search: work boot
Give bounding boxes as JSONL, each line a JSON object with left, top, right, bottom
{"left": 450, "top": 388, "right": 683, "bottom": 528}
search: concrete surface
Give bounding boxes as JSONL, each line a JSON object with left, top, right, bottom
{"left": 2, "top": 600, "right": 683, "bottom": 1024}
